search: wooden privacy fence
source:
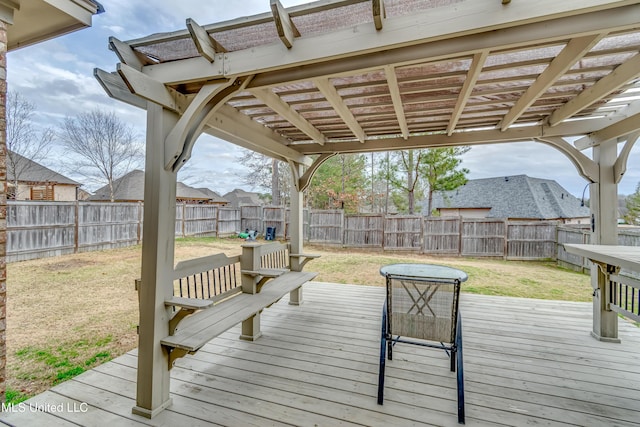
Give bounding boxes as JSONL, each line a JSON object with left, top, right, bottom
{"left": 311, "top": 212, "right": 562, "bottom": 259}
{"left": 6, "top": 202, "right": 296, "bottom": 262}
{"left": 7, "top": 201, "right": 640, "bottom": 264}
{"left": 556, "top": 225, "right": 640, "bottom": 272}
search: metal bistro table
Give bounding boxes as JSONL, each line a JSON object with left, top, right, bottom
{"left": 377, "top": 263, "right": 468, "bottom": 424}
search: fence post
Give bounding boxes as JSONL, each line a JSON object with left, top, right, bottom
{"left": 182, "top": 203, "right": 186, "bottom": 238}
{"left": 74, "top": 201, "right": 79, "bottom": 254}
{"left": 216, "top": 206, "right": 220, "bottom": 238}
{"left": 137, "top": 201, "right": 143, "bottom": 244}
{"left": 504, "top": 219, "right": 509, "bottom": 260}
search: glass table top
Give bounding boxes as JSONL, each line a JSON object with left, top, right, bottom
{"left": 380, "top": 263, "right": 468, "bottom": 282}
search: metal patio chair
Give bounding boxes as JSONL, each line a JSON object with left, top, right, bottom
{"left": 377, "top": 263, "right": 467, "bottom": 424}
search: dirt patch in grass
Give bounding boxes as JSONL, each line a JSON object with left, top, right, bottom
{"left": 5, "top": 237, "right": 591, "bottom": 399}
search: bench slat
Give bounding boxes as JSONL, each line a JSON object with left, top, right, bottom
{"left": 161, "top": 271, "right": 317, "bottom": 352}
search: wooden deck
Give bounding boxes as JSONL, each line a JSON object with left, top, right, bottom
{"left": 2, "top": 281, "right": 640, "bottom": 426}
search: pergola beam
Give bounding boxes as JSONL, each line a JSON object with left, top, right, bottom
{"left": 94, "top": 68, "right": 147, "bottom": 110}
{"left": 117, "top": 63, "right": 188, "bottom": 114}
{"left": 314, "top": 78, "right": 366, "bottom": 142}
{"left": 574, "top": 100, "right": 640, "bottom": 149}
{"left": 250, "top": 88, "right": 326, "bottom": 144}
{"left": 447, "top": 51, "right": 488, "bottom": 136}
{"left": 548, "top": 53, "right": 640, "bottom": 126}
{"left": 295, "top": 114, "right": 625, "bottom": 155}
{"left": 208, "top": 105, "right": 313, "bottom": 166}
{"left": 499, "top": 34, "right": 604, "bottom": 131}
{"left": 186, "top": 18, "right": 226, "bottom": 63}
{"left": 576, "top": 111, "right": 640, "bottom": 149}
{"left": 385, "top": 65, "right": 409, "bottom": 139}
{"left": 95, "top": 68, "right": 309, "bottom": 165}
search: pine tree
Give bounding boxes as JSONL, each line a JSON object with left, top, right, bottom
{"left": 625, "top": 183, "right": 640, "bottom": 225}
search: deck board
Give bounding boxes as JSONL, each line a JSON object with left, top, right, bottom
{"left": 2, "top": 281, "right": 640, "bottom": 427}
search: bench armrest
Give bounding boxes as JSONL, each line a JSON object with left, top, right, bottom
{"left": 165, "top": 297, "right": 214, "bottom": 310}
{"left": 290, "top": 253, "right": 321, "bottom": 259}
{"left": 241, "top": 268, "right": 288, "bottom": 278}
{"left": 289, "top": 253, "right": 321, "bottom": 270}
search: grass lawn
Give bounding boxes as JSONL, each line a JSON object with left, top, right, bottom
{"left": 6, "top": 237, "right": 591, "bottom": 402}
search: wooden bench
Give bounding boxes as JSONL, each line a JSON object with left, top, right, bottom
{"left": 157, "top": 242, "right": 319, "bottom": 368}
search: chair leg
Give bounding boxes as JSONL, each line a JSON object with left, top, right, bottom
{"left": 377, "top": 304, "right": 387, "bottom": 404}
{"left": 456, "top": 312, "right": 465, "bottom": 424}
{"left": 450, "top": 348, "right": 456, "bottom": 372}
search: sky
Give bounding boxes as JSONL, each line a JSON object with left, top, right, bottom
{"left": 6, "top": 0, "right": 640, "bottom": 199}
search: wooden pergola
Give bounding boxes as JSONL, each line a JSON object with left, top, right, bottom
{"left": 96, "top": 0, "right": 640, "bottom": 418}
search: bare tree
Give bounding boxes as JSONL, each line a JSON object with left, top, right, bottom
{"left": 59, "top": 110, "right": 143, "bottom": 201}
{"left": 237, "top": 150, "right": 290, "bottom": 205}
{"left": 6, "top": 91, "right": 55, "bottom": 199}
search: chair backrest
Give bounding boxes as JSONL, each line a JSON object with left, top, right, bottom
{"left": 388, "top": 276, "right": 461, "bottom": 344}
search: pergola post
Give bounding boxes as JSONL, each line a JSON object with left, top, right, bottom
{"left": 289, "top": 162, "right": 304, "bottom": 305}
{"left": 132, "top": 103, "right": 179, "bottom": 417}
{"left": 589, "top": 142, "right": 619, "bottom": 342}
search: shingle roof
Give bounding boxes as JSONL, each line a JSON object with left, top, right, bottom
{"left": 195, "top": 188, "right": 229, "bottom": 204}
{"left": 7, "top": 151, "right": 80, "bottom": 186}
{"left": 430, "top": 175, "right": 590, "bottom": 220}
{"left": 222, "top": 189, "right": 263, "bottom": 207}
{"left": 90, "top": 170, "right": 216, "bottom": 202}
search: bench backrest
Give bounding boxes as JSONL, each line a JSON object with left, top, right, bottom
{"left": 172, "top": 253, "right": 242, "bottom": 300}
{"left": 258, "top": 242, "right": 290, "bottom": 270}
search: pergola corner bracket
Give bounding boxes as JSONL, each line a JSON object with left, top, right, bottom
{"left": 165, "top": 76, "right": 253, "bottom": 171}
{"left": 535, "top": 136, "right": 598, "bottom": 183}
{"left": 613, "top": 131, "right": 640, "bottom": 184}
{"left": 292, "top": 153, "right": 336, "bottom": 192}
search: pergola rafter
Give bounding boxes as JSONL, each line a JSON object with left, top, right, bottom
{"left": 499, "top": 34, "right": 605, "bottom": 131}
{"left": 447, "top": 51, "right": 488, "bottom": 135}
{"left": 93, "top": 0, "right": 640, "bottom": 419}
{"left": 186, "top": 18, "right": 226, "bottom": 63}
{"left": 548, "top": 53, "right": 640, "bottom": 127}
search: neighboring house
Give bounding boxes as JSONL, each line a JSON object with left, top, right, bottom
{"left": 195, "top": 188, "right": 230, "bottom": 206}
{"left": 89, "top": 169, "right": 223, "bottom": 204}
{"left": 223, "top": 188, "right": 263, "bottom": 207}
{"left": 7, "top": 151, "right": 81, "bottom": 201}
{"left": 77, "top": 188, "right": 92, "bottom": 201}
{"left": 430, "top": 175, "right": 590, "bottom": 224}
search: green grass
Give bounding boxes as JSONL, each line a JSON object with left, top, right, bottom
{"left": 5, "top": 388, "right": 30, "bottom": 405}
{"left": 12, "top": 335, "right": 115, "bottom": 399}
